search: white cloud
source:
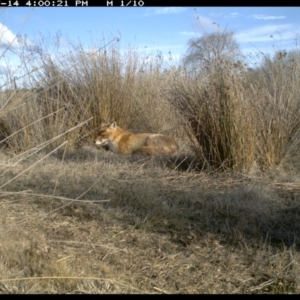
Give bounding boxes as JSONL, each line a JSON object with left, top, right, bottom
{"left": 150, "top": 8, "right": 187, "bottom": 15}
{"left": 210, "top": 11, "right": 239, "bottom": 19}
{"left": 0, "top": 23, "right": 21, "bottom": 48}
{"left": 251, "top": 14, "right": 286, "bottom": 20}
{"left": 224, "top": 12, "right": 241, "bottom": 19}
{"left": 235, "top": 24, "right": 295, "bottom": 43}
{"left": 0, "top": 61, "right": 8, "bottom": 75}
{"left": 194, "top": 15, "right": 220, "bottom": 32}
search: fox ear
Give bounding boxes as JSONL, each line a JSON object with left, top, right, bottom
{"left": 110, "top": 121, "right": 117, "bottom": 129}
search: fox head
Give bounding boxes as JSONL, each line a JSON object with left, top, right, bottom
{"left": 95, "top": 121, "right": 117, "bottom": 147}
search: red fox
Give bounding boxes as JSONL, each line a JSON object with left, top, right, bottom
{"left": 95, "top": 121, "right": 179, "bottom": 156}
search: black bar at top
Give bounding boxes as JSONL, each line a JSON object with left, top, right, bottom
{"left": 2, "top": 1, "right": 297, "bottom": 7}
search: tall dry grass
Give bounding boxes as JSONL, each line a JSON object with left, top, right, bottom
{"left": 168, "top": 36, "right": 300, "bottom": 171}
{"left": 1, "top": 31, "right": 300, "bottom": 171}
{"left": 168, "top": 62, "right": 256, "bottom": 170}
{"left": 0, "top": 36, "right": 179, "bottom": 153}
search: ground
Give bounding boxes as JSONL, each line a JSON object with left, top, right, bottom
{"left": 0, "top": 146, "right": 299, "bottom": 293}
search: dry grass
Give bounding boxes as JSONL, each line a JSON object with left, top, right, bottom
{"left": 0, "top": 147, "right": 300, "bottom": 294}
{"left": 1, "top": 30, "right": 300, "bottom": 293}
{"left": 170, "top": 37, "right": 300, "bottom": 171}
{"left": 0, "top": 37, "right": 180, "bottom": 153}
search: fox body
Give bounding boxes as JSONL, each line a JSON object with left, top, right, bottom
{"left": 95, "top": 122, "right": 178, "bottom": 156}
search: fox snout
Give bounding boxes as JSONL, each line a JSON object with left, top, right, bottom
{"left": 95, "top": 138, "right": 108, "bottom": 147}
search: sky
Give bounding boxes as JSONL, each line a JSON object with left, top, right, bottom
{"left": 0, "top": 6, "right": 300, "bottom": 80}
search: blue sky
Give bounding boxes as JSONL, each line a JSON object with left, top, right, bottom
{"left": 1, "top": 7, "right": 300, "bottom": 74}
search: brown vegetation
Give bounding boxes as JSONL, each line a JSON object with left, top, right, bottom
{"left": 0, "top": 31, "right": 300, "bottom": 293}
